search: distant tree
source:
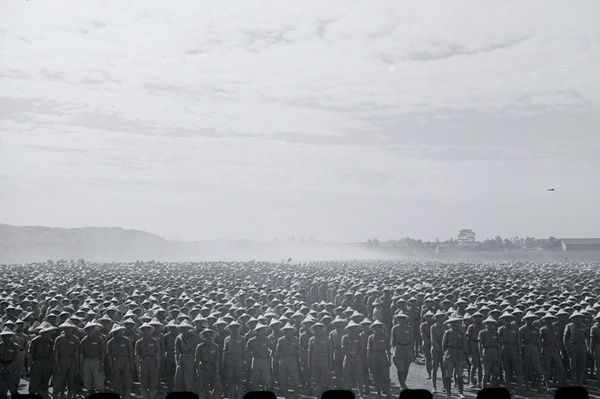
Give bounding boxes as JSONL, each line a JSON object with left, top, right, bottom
{"left": 457, "top": 229, "right": 476, "bottom": 245}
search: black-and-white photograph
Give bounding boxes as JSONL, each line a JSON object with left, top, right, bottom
{"left": 1, "top": 2, "right": 599, "bottom": 399}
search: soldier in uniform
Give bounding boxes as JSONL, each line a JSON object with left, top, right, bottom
{"left": 174, "top": 320, "right": 200, "bottom": 392}
{"left": 246, "top": 323, "right": 274, "bottom": 392}
{"left": 163, "top": 320, "right": 178, "bottom": 392}
{"left": 391, "top": 312, "right": 412, "bottom": 391}
{"left": 275, "top": 324, "right": 300, "bottom": 399}
{"left": 367, "top": 320, "right": 391, "bottom": 399}
{"left": 589, "top": 312, "right": 600, "bottom": 391}
{"left": 498, "top": 311, "right": 523, "bottom": 392}
{"left": 466, "top": 312, "right": 484, "bottom": 388}
{"left": 106, "top": 324, "right": 134, "bottom": 399}
{"left": 564, "top": 311, "right": 588, "bottom": 387}
{"left": 29, "top": 323, "right": 57, "bottom": 399}
{"left": 442, "top": 316, "right": 467, "bottom": 399}
{"left": 135, "top": 323, "right": 161, "bottom": 399}
{"left": 420, "top": 310, "right": 434, "bottom": 380}
{"left": 430, "top": 310, "right": 447, "bottom": 393}
{"left": 307, "top": 323, "right": 332, "bottom": 396}
{"left": 80, "top": 321, "right": 106, "bottom": 393}
{"left": 0, "top": 327, "right": 20, "bottom": 399}
{"left": 329, "top": 316, "right": 346, "bottom": 388}
{"left": 222, "top": 321, "right": 245, "bottom": 399}
{"left": 53, "top": 320, "right": 81, "bottom": 399}
{"left": 342, "top": 321, "right": 365, "bottom": 396}
{"left": 196, "top": 329, "right": 221, "bottom": 399}
{"left": 298, "top": 317, "right": 313, "bottom": 391}
{"left": 478, "top": 317, "right": 500, "bottom": 388}
{"left": 519, "top": 311, "right": 546, "bottom": 393}
{"left": 540, "top": 313, "right": 564, "bottom": 388}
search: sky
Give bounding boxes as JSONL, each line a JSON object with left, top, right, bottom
{"left": 1, "top": 1, "right": 599, "bottom": 243}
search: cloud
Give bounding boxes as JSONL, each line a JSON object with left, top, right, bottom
{"left": 0, "top": 1, "right": 599, "bottom": 242}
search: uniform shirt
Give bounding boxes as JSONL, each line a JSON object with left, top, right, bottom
{"left": 330, "top": 329, "right": 344, "bottom": 350}
{"left": 175, "top": 333, "right": 200, "bottom": 356}
{"left": 276, "top": 335, "right": 299, "bottom": 358}
{"left": 564, "top": 322, "right": 587, "bottom": 346}
{"left": 309, "top": 334, "right": 331, "bottom": 356}
{"left": 391, "top": 324, "right": 412, "bottom": 348}
{"left": 135, "top": 337, "right": 160, "bottom": 358}
{"left": 29, "top": 335, "right": 54, "bottom": 361}
{"left": 498, "top": 324, "right": 520, "bottom": 346}
{"left": 107, "top": 336, "right": 133, "bottom": 359}
{"left": 196, "top": 341, "right": 220, "bottom": 370}
{"left": 81, "top": 334, "right": 105, "bottom": 359}
{"left": 420, "top": 322, "right": 432, "bottom": 346}
{"left": 442, "top": 328, "right": 466, "bottom": 353}
{"left": 478, "top": 329, "right": 500, "bottom": 349}
{"left": 519, "top": 324, "right": 541, "bottom": 348}
{"left": 0, "top": 340, "right": 19, "bottom": 365}
{"left": 368, "top": 332, "right": 390, "bottom": 353}
{"left": 164, "top": 331, "right": 177, "bottom": 354}
{"left": 54, "top": 333, "right": 80, "bottom": 357}
{"left": 430, "top": 323, "right": 445, "bottom": 352}
{"left": 342, "top": 333, "right": 362, "bottom": 358}
{"left": 246, "top": 335, "right": 273, "bottom": 359}
{"left": 590, "top": 324, "right": 600, "bottom": 353}
{"left": 223, "top": 335, "right": 245, "bottom": 358}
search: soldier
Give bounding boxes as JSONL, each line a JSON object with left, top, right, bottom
{"left": 80, "top": 321, "right": 106, "bottom": 393}
{"left": 420, "top": 310, "right": 434, "bottom": 380}
{"left": 478, "top": 317, "right": 500, "bottom": 388}
{"left": 222, "top": 321, "right": 245, "bottom": 399}
{"left": 329, "top": 316, "right": 346, "bottom": 388}
{"left": 307, "top": 322, "right": 332, "bottom": 396}
{"left": 106, "top": 325, "right": 134, "bottom": 399}
{"left": 519, "top": 311, "right": 546, "bottom": 393}
{"left": 564, "top": 311, "right": 588, "bottom": 386}
{"left": 466, "top": 312, "right": 484, "bottom": 388}
{"left": 298, "top": 317, "right": 313, "bottom": 391}
{"left": 174, "top": 320, "right": 200, "bottom": 392}
{"left": 0, "top": 327, "right": 19, "bottom": 399}
{"left": 391, "top": 312, "right": 412, "bottom": 391}
{"left": 53, "top": 320, "right": 80, "bottom": 399}
{"left": 246, "top": 323, "right": 273, "bottom": 392}
{"left": 498, "top": 311, "right": 523, "bottom": 392}
{"left": 275, "top": 324, "right": 300, "bottom": 399}
{"left": 29, "top": 323, "right": 57, "bottom": 399}
{"left": 430, "top": 310, "right": 447, "bottom": 393}
{"left": 196, "top": 329, "right": 221, "bottom": 399}
{"left": 342, "top": 321, "right": 365, "bottom": 396}
{"left": 442, "top": 316, "right": 467, "bottom": 399}
{"left": 589, "top": 312, "right": 600, "bottom": 391}
{"left": 163, "top": 320, "right": 178, "bottom": 392}
{"left": 367, "top": 320, "right": 391, "bottom": 399}
{"left": 540, "top": 313, "right": 564, "bottom": 388}
{"left": 135, "top": 323, "right": 161, "bottom": 399}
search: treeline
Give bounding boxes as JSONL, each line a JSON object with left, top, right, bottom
{"left": 365, "top": 236, "right": 563, "bottom": 252}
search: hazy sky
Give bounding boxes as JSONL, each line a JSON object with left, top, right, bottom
{"left": 1, "top": 1, "right": 599, "bottom": 242}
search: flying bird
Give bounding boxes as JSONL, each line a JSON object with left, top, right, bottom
{"left": 547, "top": 188, "right": 555, "bottom": 191}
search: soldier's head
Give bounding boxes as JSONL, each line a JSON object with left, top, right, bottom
{"left": 523, "top": 312, "right": 537, "bottom": 326}
{"left": 227, "top": 322, "right": 241, "bottom": 337}
{"left": 499, "top": 313, "right": 514, "bottom": 327}
{"left": 445, "top": 317, "right": 462, "bottom": 330}
{"left": 483, "top": 317, "right": 497, "bottom": 331}
{"left": 311, "top": 323, "right": 326, "bottom": 336}
{"left": 0, "top": 328, "right": 14, "bottom": 343}
{"left": 254, "top": 324, "right": 268, "bottom": 338}
{"left": 138, "top": 323, "right": 154, "bottom": 338}
{"left": 202, "top": 329, "right": 215, "bottom": 342}
{"left": 282, "top": 324, "right": 295, "bottom": 338}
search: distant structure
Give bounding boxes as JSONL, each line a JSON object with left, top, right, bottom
{"left": 560, "top": 238, "right": 600, "bottom": 251}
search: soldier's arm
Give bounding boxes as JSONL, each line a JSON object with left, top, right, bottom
{"left": 442, "top": 331, "right": 448, "bottom": 352}
{"left": 222, "top": 339, "right": 229, "bottom": 368}
{"left": 478, "top": 331, "right": 484, "bottom": 358}
{"left": 107, "top": 339, "right": 114, "bottom": 374}
{"left": 134, "top": 340, "right": 141, "bottom": 371}
{"left": 590, "top": 328, "right": 596, "bottom": 355}
{"left": 53, "top": 337, "right": 61, "bottom": 372}
{"left": 563, "top": 325, "right": 570, "bottom": 350}
{"left": 390, "top": 326, "right": 397, "bottom": 347}
{"left": 307, "top": 338, "right": 313, "bottom": 366}
{"left": 28, "top": 338, "right": 35, "bottom": 372}
{"left": 100, "top": 336, "right": 106, "bottom": 365}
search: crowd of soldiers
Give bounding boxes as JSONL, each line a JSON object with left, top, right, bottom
{"left": 0, "top": 259, "right": 599, "bottom": 399}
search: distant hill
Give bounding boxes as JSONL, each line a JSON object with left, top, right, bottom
{"left": 0, "top": 224, "right": 385, "bottom": 263}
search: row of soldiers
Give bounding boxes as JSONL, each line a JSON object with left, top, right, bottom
{"left": 1, "top": 259, "right": 600, "bottom": 399}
